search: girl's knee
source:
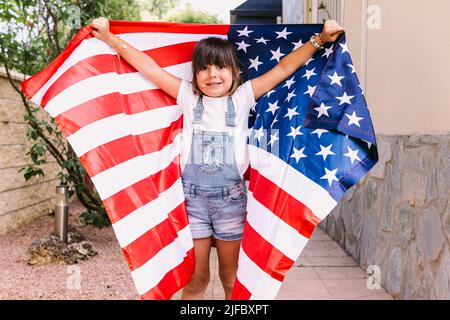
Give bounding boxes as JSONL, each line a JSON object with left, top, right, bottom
{"left": 219, "top": 270, "right": 237, "bottom": 290}
{"left": 185, "top": 274, "right": 210, "bottom": 293}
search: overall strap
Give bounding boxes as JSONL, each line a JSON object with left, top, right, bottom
{"left": 193, "top": 95, "right": 204, "bottom": 127}
{"left": 192, "top": 95, "right": 237, "bottom": 130}
{"left": 226, "top": 96, "right": 236, "bottom": 127}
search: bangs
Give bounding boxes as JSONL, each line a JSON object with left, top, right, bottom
{"left": 192, "top": 37, "right": 238, "bottom": 72}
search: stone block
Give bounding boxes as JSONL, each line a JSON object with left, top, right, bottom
{"left": 370, "top": 138, "right": 392, "bottom": 179}
{"left": 419, "top": 206, "right": 445, "bottom": 263}
{"left": 0, "top": 161, "right": 59, "bottom": 193}
{"left": 385, "top": 247, "right": 402, "bottom": 296}
{"left": 0, "top": 122, "right": 28, "bottom": 145}
{"left": 0, "top": 98, "right": 25, "bottom": 122}
{"left": 395, "top": 204, "right": 416, "bottom": 250}
{"left": 0, "top": 197, "right": 54, "bottom": 235}
{"left": 434, "top": 247, "right": 450, "bottom": 299}
{"left": 0, "top": 144, "right": 33, "bottom": 168}
{"left": 436, "top": 137, "right": 450, "bottom": 213}
{"left": 360, "top": 213, "right": 376, "bottom": 267}
{"left": 0, "top": 178, "right": 59, "bottom": 215}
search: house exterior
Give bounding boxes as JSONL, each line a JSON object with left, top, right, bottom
{"left": 280, "top": 0, "right": 450, "bottom": 300}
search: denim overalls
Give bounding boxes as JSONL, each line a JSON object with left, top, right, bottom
{"left": 181, "top": 95, "right": 247, "bottom": 241}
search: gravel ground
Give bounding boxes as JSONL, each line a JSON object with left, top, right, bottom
{"left": 0, "top": 199, "right": 139, "bottom": 300}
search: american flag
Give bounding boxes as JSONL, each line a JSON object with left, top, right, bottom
{"left": 21, "top": 21, "right": 378, "bottom": 300}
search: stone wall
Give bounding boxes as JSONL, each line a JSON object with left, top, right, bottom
{"left": 319, "top": 134, "right": 450, "bottom": 299}
{"left": 0, "top": 69, "right": 60, "bottom": 235}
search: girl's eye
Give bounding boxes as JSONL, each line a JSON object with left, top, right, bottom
{"left": 200, "top": 66, "right": 207, "bottom": 70}
{"left": 217, "top": 65, "right": 224, "bottom": 69}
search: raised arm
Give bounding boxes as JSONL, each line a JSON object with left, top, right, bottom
{"left": 250, "top": 20, "right": 345, "bottom": 101}
{"left": 90, "top": 17, "right": 181, "bottom": 99}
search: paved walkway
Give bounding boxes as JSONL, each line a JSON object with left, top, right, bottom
{"left": 173, "top": 227, "right": 393, "bottom": 300}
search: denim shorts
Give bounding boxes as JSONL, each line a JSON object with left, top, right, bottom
{"left": 182, "top": 179, "right": 247, "bottom": 241}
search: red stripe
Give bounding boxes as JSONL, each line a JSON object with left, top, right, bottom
{"left": 102, "top": 158, "right": 181, "bottom": 224}
{"left": 41, "top": 42, "right": 196, "bottom": 108}
{"left": 231, "top": 278, "right": 252, "bottom": 300}
{"left": 108, "top": 20, "right": 230, "bottom": 35}
{"left": 122, "top": 203, "right": 189, "bottom": 271}
{"left": 55, "top": 89, "right": 177, "bottom": 136}
{"left": 241, "top": 222, "right": 294, "bottom": 282}
{"left": 139, "top": 248, "right": 195, "bottom": 300}
{"left": 79, "top": 116, "right": 182, "bottom": 177}
{"left": 248, "top": 167, "right": 321, "bottom": 238}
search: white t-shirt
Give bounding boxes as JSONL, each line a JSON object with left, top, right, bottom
{"left": 176, "top": 79, "right": 256, "bottom": 179}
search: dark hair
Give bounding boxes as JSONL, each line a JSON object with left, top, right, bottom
{"left": 192, "top": 37, "right": 242, "bottom": 96}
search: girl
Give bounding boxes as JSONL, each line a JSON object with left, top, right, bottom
{"left": 90, "top": 17, "right": 344, "bottom": 300}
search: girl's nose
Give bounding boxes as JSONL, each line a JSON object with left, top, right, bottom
{"left": 208, "top": 66, "right": 219, "bottom": 77}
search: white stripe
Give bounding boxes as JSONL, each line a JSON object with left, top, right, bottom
{"left": 236, "top": 248, "right": 282, "bottom": 299}
{"left": 130, "top": 224, "right": 193, "bottom": 295}
{"left": 246, "top": 191, "right": 309, "bottom": 261}
{"left": 112, "top": 177, "right": 185, "bottom": 247}
{"left": 67, "top": 105, "right": 182, "bottom": 156}
{"left": 30, "top": 32, "right": 228, "bottom": 105}
{"left": 91, "top": 133, "right": 182, "bottom": 200}
{"left": 44, "top": 63, "right": 190, "bottom": 117}
{"left": 248, "top": 144, "right": 337, "bottom": 220}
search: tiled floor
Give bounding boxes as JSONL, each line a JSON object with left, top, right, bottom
{"left": 172, "top": 227, "right": 393, "bottom": 300}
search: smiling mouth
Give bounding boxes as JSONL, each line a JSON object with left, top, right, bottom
{"left": 206, "top": 82, "right": 223, "bottom": 86}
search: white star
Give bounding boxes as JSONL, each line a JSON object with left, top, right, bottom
{"left": 266, "top": 100, "right": 280, "bottom": 115}
{"left": 237, "top": 26, "right": 253, "bottom": 37}
{"left": 340, "top": 42, "right": 349, "bottom": 54}
{"left": 253, "top": 127, "right": 265, "bottom": 142}
{"left": 283, "top": 77, "right": 296, "bottom": 89}
{"left": 268, "top": 130, "right": 279, "bottom": 146}
{"left": 291, "top": 146, "right": 307, "bottom": 163}
{"left": 314, "top": 102, "right": 332, "bottom": 118}
{"left": 249, "top": 56, "right": 263, "bottom": 71}
{"left": 311, "top": 128, "right": 329, "bottom": 138}
{"left": 327, "top": 71, "right": 345, "bottom": 87}
{"left": 286, "top": 125, "right": 303, "bottom": 138}
{"left": 347, "top": 64, "right": 356, "bottom": 73}
{"left": 343, "top": 146, "right": 361, "bottom": 164}
{"left": 305, "top": 57, "right": 314, "bottom": 66}
{"left": 285, "top": 90, "right": 296, "bottom": 103}
{"left": 255, "top": 36, "right": 270, "bottom": 44}
{"left": 336, "top": 92, "right": 354, "bottom": 105}
{"left": 304, "top": 85, "right": 316, "bottom": 97}
{"left": 276, "top": 27, "right": 292, "bottom": 39}
{"left": 291, "top": 38, "right": 304, "bottom": 50}
{"left": 302, "top": 68, "right": 317, "bottom": 80}
{"left": 322, "top": 46, "right": 334, "bottom": 58}
{"left": 284, "top": 106, "right": 300, "bottom": 120}
{"left": 270, "top": 47, "right": 286, "bottom": 62}
{"left": 345, "top": 111, "right": 364, "bottom": 127}
{"left": 266, "top": 89, "right": 276, "bottom": 98}
{"left": 321, "top": 167, "right": 339, "bottom": 186}
{"left": 316, "top": 144, "right": 336, "bottom": 160}
{"left": 235, "top": 40, "right": 250, "bottom": 53}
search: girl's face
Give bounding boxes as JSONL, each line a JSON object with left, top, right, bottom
{"left": 195, "top": 64, "right": 233, "bottom": 97}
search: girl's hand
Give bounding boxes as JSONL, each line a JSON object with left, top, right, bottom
{"left": 319, "top": 19, "right": 345, "bottom": 43}
{"left": 89, "top": 17, "right": 112, "bottom": 43}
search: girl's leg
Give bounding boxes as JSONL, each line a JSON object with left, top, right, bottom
{"left": 181, "top": 237, "right": 212, "bottom": 300}
{"left": 215, "top": 239, "right": 241, "bottom": 300}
